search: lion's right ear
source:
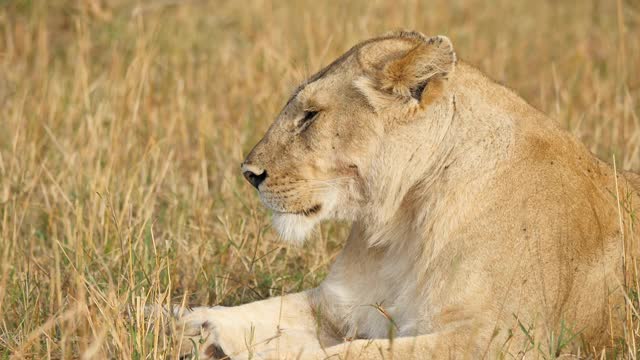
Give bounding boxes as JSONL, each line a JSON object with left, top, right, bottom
{"left": 355, "top": 34, "right": 456, "bottom": 112}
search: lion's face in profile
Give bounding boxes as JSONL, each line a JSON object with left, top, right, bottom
{"left": 241, "top": 67, "right": 375, "bottom": 243}
{"left": 242, "top": 32, "right": 456, "bottom": 243}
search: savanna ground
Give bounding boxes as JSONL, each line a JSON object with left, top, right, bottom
{"left": 0, "top": 0, "right": 639, "bottom": 358}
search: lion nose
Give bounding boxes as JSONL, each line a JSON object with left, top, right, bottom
{"left": 241, "top": 164, "right": 267, "bottom": 189}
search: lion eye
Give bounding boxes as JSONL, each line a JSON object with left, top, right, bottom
{"left": 302, "top": 111, "right": 319, "bottom": 123}
{"left": 297, "top": 110, "right": 319, "bottom": 131}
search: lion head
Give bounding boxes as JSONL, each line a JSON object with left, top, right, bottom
{"left": 242, "top": 31, "right": 457, "bottom": 244}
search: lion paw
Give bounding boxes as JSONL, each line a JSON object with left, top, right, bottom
{"left": 173, "top": 307, "right": 239, "bottom": 360}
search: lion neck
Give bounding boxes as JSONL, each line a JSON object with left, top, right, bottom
{"left": 357, "top": 62, "right": 516, "bottom": 255}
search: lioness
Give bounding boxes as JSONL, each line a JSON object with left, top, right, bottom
{"left": 176, "top": 31, "right": 639, "bottom": 359}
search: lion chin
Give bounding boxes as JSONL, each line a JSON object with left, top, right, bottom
{"left": 271, "top": 212, "right": 317, "bottom": 244}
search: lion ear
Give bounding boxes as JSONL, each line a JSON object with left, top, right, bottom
{"left": 356, "top": 34, "right": 456, "bottom": 110}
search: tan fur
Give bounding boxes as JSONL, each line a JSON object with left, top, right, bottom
{"left": 174, "top": 31, "right": 639, "bottom": 359}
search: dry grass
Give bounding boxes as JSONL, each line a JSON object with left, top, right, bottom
{"left": 0, "top": 0, "right": 639, "bottom": 358}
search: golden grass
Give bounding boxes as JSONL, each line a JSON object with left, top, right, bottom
{"left": 0, "top": 0, "right": 638, "bottom": 358}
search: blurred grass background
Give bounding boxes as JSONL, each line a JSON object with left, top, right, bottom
{"left": 0, "top": 0, "right": 639, "bottom": 358}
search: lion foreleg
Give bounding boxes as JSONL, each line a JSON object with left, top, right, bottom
{"left": 302, "top": 326, "right": 495, "bottom": 360}
{"left": 175, "top": 291, "right": 329, "bottom": 359}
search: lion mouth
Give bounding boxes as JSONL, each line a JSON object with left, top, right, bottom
{"left": 298, "top": 204, "right": 322, "bottom": 216}
{"left": 277, "top": 204, "right": 322, "bottom": 217}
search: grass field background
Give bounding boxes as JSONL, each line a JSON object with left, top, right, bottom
{"left": 1, "top": 0, "right": 639, "bottom": 358}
